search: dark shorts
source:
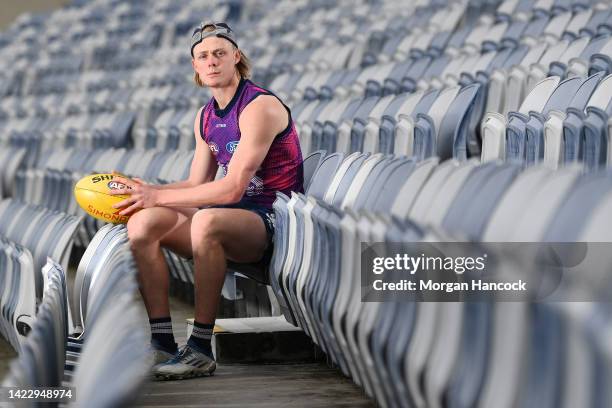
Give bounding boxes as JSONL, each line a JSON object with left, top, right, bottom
{"left": 204, "top": 201, "right": 275, "bottom": 264}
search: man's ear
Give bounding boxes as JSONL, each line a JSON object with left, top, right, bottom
{"left": 235, "top": 48, "right": 241, "bottom": 64}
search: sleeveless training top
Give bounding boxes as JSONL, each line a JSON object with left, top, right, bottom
{"left": 200, "top": 78, "right": 304, "bottom": 209}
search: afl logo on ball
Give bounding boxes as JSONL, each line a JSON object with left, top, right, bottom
{"left": 209, "top": 143, "right": 219, "bottom": 154}
{"left": 226, "top": 141, "right": 239, "bottom": 153}
{"left": 107, "top": 181, "right": 128, "bottom": 190}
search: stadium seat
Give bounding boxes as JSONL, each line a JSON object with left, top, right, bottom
{"left": 482, "top": 75, "right": 560, "bottom": 161}
{"left": 394, "top": 89, "right": 440, "bottom": 156}
{"left": 543, "top": 71, "right": 603, "bottom": 168}
{"left": 2, "top": 260, "right": 67, "bottom": 389}
{"left": 562, "top": 72, "right": 612, "bottom": 167}
{"left": 69, "top": 290, "right": 148, "bottom": 408}
{"left": 0, "top": 239, "right": 36, "bottom": 351}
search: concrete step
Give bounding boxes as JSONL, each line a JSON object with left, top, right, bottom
{"left": 187, "top": 316, "right": 323, "bottom": 364}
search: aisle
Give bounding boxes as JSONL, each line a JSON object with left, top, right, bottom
{"left": 134, "top": 296, "right": 374, "bottom": 407}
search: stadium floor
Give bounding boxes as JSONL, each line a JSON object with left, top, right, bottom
{"left": 134, "top": 297, "right": 375, "bottom": 407}
{"left": 135, "top": 363, "right": 375, "bottom": 407}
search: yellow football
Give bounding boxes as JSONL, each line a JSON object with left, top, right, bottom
{"left": 74, "top": 173, "right": 132, "bottom": 224}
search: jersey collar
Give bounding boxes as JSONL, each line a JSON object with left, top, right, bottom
{"left": 213, "top": 77, "right": 247, "bottom": 118}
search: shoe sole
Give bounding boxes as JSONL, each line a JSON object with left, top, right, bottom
{"left": 153, "top": 370, "right": 215, "bottom": 381}
{"left": 153, "top": 364, "right": 216, "bottom": 381}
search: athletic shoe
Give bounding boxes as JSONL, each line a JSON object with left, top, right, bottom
{"left": 149, "top": 339, "right": 177, "bottom": 365}
{"left": 151, "top": 347, "right": 176, "bottom": 365}
{"left": 153, "top": 344, "right": 216, "bottom": 380}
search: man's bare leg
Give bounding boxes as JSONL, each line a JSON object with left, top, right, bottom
{"left": 153, "top": 207, "right": 269, "bottom": 379}
{"left": 190, "top": 208, "right": 268, "bottom": 324}
{"left": 126, "top": 207, "right": 197, "bottom": 319}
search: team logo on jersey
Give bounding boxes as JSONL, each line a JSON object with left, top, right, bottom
{"left": 209, "top": 142, "right": 219, "bottom": 154}
{"left": 245, "top": 175, "right": 264, "bottom": 196}
{"left": 226, "top": 141, "right": 239, "bottom": 154}
{"left": 215, "top": 123, "right": 227, "bottom": 128}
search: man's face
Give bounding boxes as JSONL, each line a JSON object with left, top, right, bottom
{"left": 192, "top": 36, "right": 239, "bottom": 88}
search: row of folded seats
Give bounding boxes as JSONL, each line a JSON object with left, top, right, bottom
{"left": 7, "top": 64, "right": 609, "bottom": 248}
{"left": 8, "top": 1, "right": 612, "bottom": 159}
{"left": 289, "top": 72, "right": 612, "bottom": 170}
{"left": 0, "top": 199, "right": 81, "bottom": 299}
{"left": 9, "top": 148, "right": 191, "bottom": 247}
{"left": 0, "top": 197, "right": 82, "bottom": 362}
{"left": 0, "top": 0, "right": 232, "bottom": 91}
{"left": 0, "top": 0, "right": 224, "bottom": 155}
{"left": 482, "top": 71, "right": 612, "bottom": 168}
{"left": 273, "top": 1, "right": 612, "bottom": 106}
{"left": 268, "top": 150, "right": 612, "bottom": 408}
{"left": 269, "top": 3, "right": 612, "bottom": 161}
{"left": 0, "top": 1, "right": 395, "bottom": 158}
{"left": 1, "top": 224, "right": 150, "bottom": 407}
{"left": 0, "top": 111, "right": 137, "bottom": 167}
{"left": 0, "top": 81, "right": 207, "bottom": 154}
{"left": 0, "top": 1, "right": 537, "bottom": 158}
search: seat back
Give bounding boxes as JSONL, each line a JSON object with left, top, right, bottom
{"left": 443, "top": 163, "right": 522, "bottom": 239}
{"left": 302, "top": 150, "right": 326, "bottom": 192}
{"left": 542, "top": 76, "right": 585, "bottom": 115}
{"left": 567, "top": 71, "right": 605, "bottom": 110}
{"left": 519, "top": 76, "right": 561, "bottom": 115}
{"left": 586, "top": 73, "right": 612, "bottom": 109}
{"left": 2, "top": 259, "right": 67, "bottom": 388}
{"left": 305, "top": 152, "right": 344, "bottom": 200}
{"left": 331, "top": 154, "right": 370, "bottom": 207}
{"left": 372, "top": 159, "right": 417, "bottom": 212}
{"left": 390, "top": 157, "right": 439, "bottom": 220}
{"left": 436, "top": 83, "right": 480, "bottom": 160}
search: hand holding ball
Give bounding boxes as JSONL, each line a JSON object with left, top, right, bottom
{"left": 73, "top": 173, "right": 134, "bottom": 224}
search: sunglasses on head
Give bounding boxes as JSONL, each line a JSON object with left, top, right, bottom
{"left": 192, "top": 22, "right": 232, "bottom": 37}
{"left": 191, "top": 21, "right": 238, "bottom": 55}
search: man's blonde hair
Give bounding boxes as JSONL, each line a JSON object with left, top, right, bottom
{"left": 193, "top": 25, "right": 251, "bottom": 87}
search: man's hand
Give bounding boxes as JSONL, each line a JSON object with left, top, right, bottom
{"left": 109, "top": 172, "right": 159, "bottom": 216}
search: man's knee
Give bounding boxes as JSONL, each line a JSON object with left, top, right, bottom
{"left": 126, "top": 208, "right": 165, "bottom": 247}
{"left": 191, "top": 210, "right": 223, "bottom": 255}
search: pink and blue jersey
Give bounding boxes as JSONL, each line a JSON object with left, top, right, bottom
{"left": 200, "top": 78, "right": 304, "bottom": 209}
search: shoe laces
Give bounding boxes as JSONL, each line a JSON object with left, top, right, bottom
{"left": 167, "top": 345, "right": 191, "bottom": 364}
